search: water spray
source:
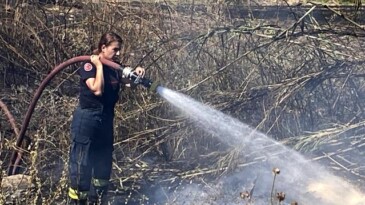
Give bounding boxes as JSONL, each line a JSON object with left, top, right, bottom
{"left": 157, "top": 87, "right": 365, "bottom": 205}
{"left": 7, "top": 56, "right": 159, "bottom": 176}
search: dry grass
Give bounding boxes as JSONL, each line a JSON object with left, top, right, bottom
{"left": 1, "top": 0, "right": 365, "bottom": 204}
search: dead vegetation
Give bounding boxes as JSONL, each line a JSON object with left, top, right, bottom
{"left": 1, "top": 0, "right": 365, "bottom": 204}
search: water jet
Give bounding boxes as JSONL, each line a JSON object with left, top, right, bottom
{"left": 157, "top": 87, "right": 365, "bottom": 205}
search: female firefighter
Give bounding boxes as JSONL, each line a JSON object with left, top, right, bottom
{"left": 67, "top": 32, "right": 145, "bottom": 205}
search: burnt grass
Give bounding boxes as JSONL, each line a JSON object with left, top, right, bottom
{"left": 1, "top": 1, "right": 365, "bottom": 204}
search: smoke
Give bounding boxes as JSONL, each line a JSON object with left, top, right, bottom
{"left": 156, "top": 87, "right": 365, "bottom": 205}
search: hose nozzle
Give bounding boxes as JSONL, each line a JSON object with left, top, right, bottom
{"left": 122, "top": 67, "right": 159, "bottom": 92}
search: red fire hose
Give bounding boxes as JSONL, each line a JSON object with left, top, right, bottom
{"left": 7, "top": 56, "right": 124, "bottom": 176}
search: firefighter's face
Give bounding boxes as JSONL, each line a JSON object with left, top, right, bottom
{"left": 101, "top": 41, "right": 121, "bottom": 60}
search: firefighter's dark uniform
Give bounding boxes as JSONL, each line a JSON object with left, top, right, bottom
{"left": 68, "top": 61, "right": 120, "bottom": 204}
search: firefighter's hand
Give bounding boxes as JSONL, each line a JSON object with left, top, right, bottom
{"left": 90, "top": 55, "right": 102, "bottom": 68}
{"left": 134, "top": 66, "right": 145, "bottom": 77}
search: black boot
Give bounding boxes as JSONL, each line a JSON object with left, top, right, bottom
{"left": 89, "top": 187, "right": 108, "bottom": 205}
{"left": 68, "top": 198, "right": 87, "bottom": 205}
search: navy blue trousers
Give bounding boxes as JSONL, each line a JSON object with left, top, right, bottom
{"left": 69, "top": 106, "right": 114, "bottom": 196}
